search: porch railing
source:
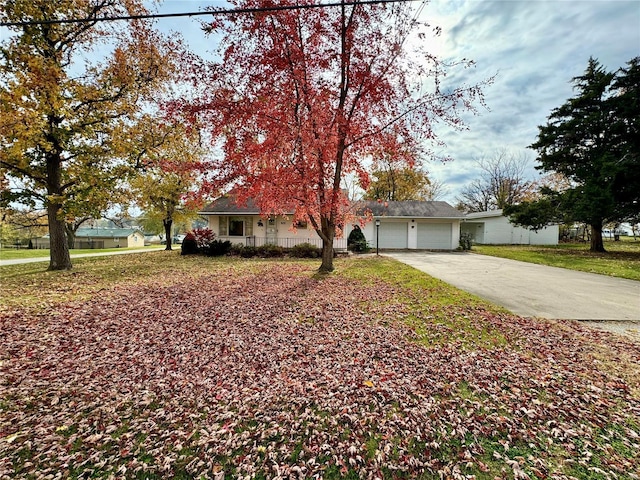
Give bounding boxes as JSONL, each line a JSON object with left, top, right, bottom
{"left": 219, "top": 236, "right": 347, "bottom": 250}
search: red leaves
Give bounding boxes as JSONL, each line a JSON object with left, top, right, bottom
{"left": 1, "top": 262, "right": 639, "bottom": 478}
{"left": 186, "top": 0, "right": 492, "bottom": 248}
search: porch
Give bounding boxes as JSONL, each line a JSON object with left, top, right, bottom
{"left": 218, "top": 236, "right": 347, "bottom": 251}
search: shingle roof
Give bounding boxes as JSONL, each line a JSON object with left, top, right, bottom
{"left": 357, "top": 200, "right": 465, "bottom": 219}
{"left": 199, "top": 196, "right": 262, "bottom": 214}
{"left": 75, "top": 228, "right": 141, "bottom": 238}
{"left": 201, "top": 196, "right": 463, "bottom": 219}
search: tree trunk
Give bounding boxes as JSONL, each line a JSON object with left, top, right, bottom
{"left": 65, "top": 224, "right": 76, "bottom": 250}
{"left": 319, "top": 239, "right": 335, "bottom": 273}
{"left": 46, "top": 154, "right": 72, "bottom": 271}
{"left": 47, "top": 202, "right": 72, "bottom": 270}
{"left": 590, "top": 222, "right": 605, "bottom": 252}
{"left": 163, "top": 218, "right": 173, "bottom": 251}
{"left": 318, "top": 222, "right": 336, "bottom": 273}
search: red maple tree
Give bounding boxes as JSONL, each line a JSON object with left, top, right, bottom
{"left": 186, "top": 0, "right": 490, "bottom": 272}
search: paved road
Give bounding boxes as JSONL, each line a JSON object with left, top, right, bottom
{"left": 0, "top": 248, "right": 163, "bottom": 266}
{"left": 385, "top": 252, "right": 640, "bottom": 322}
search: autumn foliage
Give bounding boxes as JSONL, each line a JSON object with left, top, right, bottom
{"left": 183, "top": 0, "right": 490, "bottom": 271}
{"left": 1, "top": 256, "right": 638, "bottom": 478}
{"left": 0, "top": 0, "right": 178, "bottom": 270}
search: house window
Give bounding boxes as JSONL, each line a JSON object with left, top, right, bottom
{"left": 219, "top": 216, "right": 228, "bottom": 236}
{"left": 229, "top": 218, "right": 244, "bottom": 236}
{"left": 294, "top": 220, "right": 308, "bottom": 229}
{"left": 220, "top": 216, "right": 253, "bottom": 236}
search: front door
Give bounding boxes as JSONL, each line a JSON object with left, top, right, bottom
{"left": 266, "top": 218, "right": 277, "bottom": 245}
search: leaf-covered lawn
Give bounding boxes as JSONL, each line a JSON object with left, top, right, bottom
{"left": 1, "top": 256, "right": 639, "bottom": 479}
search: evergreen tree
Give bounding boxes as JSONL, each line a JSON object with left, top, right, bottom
{"left": 515, "top": 57, "right": 640, "bottom": 252}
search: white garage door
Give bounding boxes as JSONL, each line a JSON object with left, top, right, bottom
{"left": 417, "top": 223, "right": 452, "bottom": 249}
{"left": 379, "top": 222, "right": 408, "bottom": 249}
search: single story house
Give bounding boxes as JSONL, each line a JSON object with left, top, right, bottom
{"left": 73, "top": 228, "right": 145, "bottom": 249}
{"left": 36, "top": 228, "right": 146, "bottom": 249}
{"left": 199, "top": 196, "right": 348, "bottom": 250}
{"left": 461, "top": 209, "right": 559, "bottom": 245}
{"left": 199, "top": 197, "right": 464, "bottom": 251}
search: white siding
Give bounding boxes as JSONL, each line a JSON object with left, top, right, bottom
{"left": 461, "top": 222, "right": 484, "bottom": 244}
{"left": 207, "top": 216, "right": 219, "bottom": 232}
{"left": 464, "top": 212, "right": 559, "bottom": 245}
{"left": 528, "top": 226, "right": 559, "bottom": 245}
{"left": 483, "top": 216, "right": 513, "bottom": 244}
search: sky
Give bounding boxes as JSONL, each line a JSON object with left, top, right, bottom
{"left": 151, "top": 0, "right": 639, "bottom": 203}
{"left": 3, "top": 0, "right": 637, "bottom": 204}
{"left": 423, "top": 0, "right": 640, "bottom": 203}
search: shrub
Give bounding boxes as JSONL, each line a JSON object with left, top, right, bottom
{"left": 239, "top": 245, "right": 258, "bottom": 258}
{"left": 207, "top": 239, "right": 232, "bottom": 257}
{"left": 347, "top": 225, "right": 370, "bottom": 253}
{"left": 181, "top": 233, "right": 199, "bottom": 255}
{"left": 459, "top": 232, "right": 473, "bottom": 251}
{"left": 229, "top": 243, "right": 245, "bottom": 256}
{"left": 290, "top": 242, "right": 321, "bottom": 258}
{"left": 257, "top": 244, "right": 285, "bottom": 257}
{"left": 191, "top": 228, "right": 216, "bottom": 250}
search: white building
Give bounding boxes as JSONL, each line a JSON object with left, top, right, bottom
{"left": 356, "top": 200, "right": 463, "bottom": 250}
{"left": 200, "top": 197, "right": 464, "bottom": 251}
{"left": 462, "top": 209, "right": 558, "bottom": 245}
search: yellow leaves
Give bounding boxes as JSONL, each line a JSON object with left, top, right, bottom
{"left": 5, "top": 432, "right": 21, "bottom": 444}
{"left": 363, "top": 380, "right": 375, "bottom": 388}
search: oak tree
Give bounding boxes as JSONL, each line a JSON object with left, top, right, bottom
{"left": 456, "top": 149, "right": 535, "bottom": 213}
{"left": 0, "top": 0, "right": 176, "bottom": 269}
{"left": 187, "top": 0, "right": 490, "bottom": 272}
{"left": 364, "top": 167, "right": 432, "bottom": 202}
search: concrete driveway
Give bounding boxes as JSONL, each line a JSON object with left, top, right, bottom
{"left": 385, "top": 252, "right": 640, "bottom": 323}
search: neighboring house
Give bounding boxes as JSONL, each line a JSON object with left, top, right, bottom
{"left": 73, "top": 228, "right": 146, "bottom": 249}
{"left": 462, "top": 209, "right": 559, "bottom": 245}
{"left": 357, "top": 200, "right": 464, "bottom": 250}
{"left": 200, "top": 197, "right": 464, "bottom": 251}
{"left": 36, "top": 228, "right": 146, "bottom": 249}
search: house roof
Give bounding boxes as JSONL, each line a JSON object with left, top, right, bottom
{"left": 464, "top": 209, "right": 505, "bottom": 220}
{"left": 199, "top": 196, "right": 263, "bottom": 215}
{"left": 358, "top": 200, "right": 465, "bottom": 219}
{"left": 75, "top": 228, "right": 141, "bottom": 238}
{"left": 201, "top": 196, "right": 464, "bottom": 219}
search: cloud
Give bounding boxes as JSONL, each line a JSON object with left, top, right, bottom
{"left": 151, "top": 0, "right": 639, "bottom": 205}
{"left": 420, "top": 0, "right": 640, "bottom": 203}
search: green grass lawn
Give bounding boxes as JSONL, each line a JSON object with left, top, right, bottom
{"left": 1, "top": 252, "right": 639, "bottom": 479}
{"left": 473, "top": 238, "right": 640, "bottom": 281}
{"left": 0, "top": 244, "right": 164, "bottom": 260}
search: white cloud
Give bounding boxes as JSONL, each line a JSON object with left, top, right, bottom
{"left": 421, "top": 0, "right": 640, "bottom": 203}
{"left": 150, "top": 0, "right": 640, "bottom": 204}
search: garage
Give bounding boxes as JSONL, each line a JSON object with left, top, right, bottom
{"left": 355, "top": 200, "right": 463, "bottom": 251}
{"left": 417, "top": 223, "right": 452, "bottom": 250}
{"left": 378, "top": 222, "right": 408, "bottom": 249}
